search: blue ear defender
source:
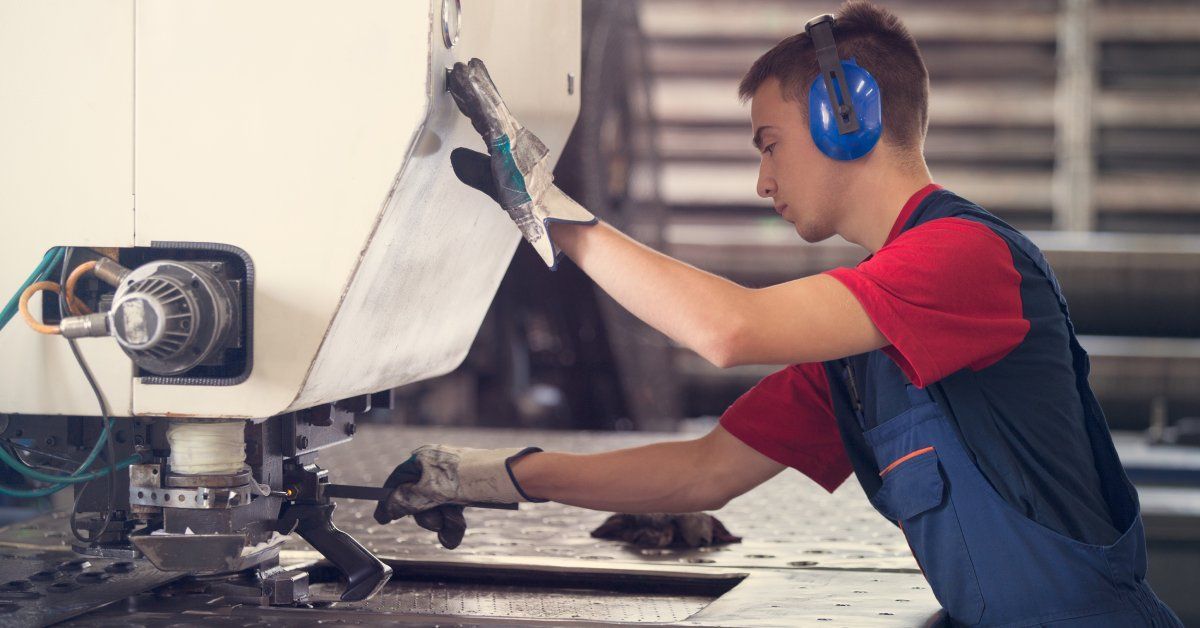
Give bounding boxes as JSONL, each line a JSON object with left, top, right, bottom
{"left": 804, "top": 14, "right": 883, "bottom": 161}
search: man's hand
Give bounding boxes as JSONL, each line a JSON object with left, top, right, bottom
{"left": 447, "top": 58, "right": 596, "bottom": 269}
{"left": 373, "top": 445, "right": 542, "bottom": 549}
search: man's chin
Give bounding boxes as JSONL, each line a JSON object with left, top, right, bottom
{"left": 794, "top": 223, "right": 834, "bottom": 243}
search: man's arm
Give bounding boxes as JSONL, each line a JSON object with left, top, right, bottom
{"left": 510, "top": 425, "right": 785, "bottom": 513}
{"left": 444, "top": 58, "right": 883, "bottom": 367}
{"left": 552, "top": 222, "right": 887, "bottom": 367}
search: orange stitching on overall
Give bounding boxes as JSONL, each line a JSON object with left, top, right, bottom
{"left": 880, "top": 446, "right": 935, "bottom": 477}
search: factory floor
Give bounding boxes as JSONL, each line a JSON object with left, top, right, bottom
{"left": 1, "top": 424, "right": 943, "bottom": 627}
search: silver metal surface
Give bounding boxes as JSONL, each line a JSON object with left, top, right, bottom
{"left": 92, "top": 257, "right": 130, "bottom": 288}
{"left": 0, "top": 528, "right": 183, "bottom": 627}
{"left": 129, "top": 484, "right": 252, "bottom": 510}
{"left": 128, "top": 462, "right": 161, "bottom": 489}
{"left": 164, "top": 468, "right": 253, "bottom": 488}
{"left": 307, "top": 573, "right": 717, "bottom": 623}
{"left": 64, "top": 557, "right": 941, "bottom": 626}
{"left": 130, "top": 532, "right": 285, "bottom": 573}
{"left": 59, "top": 312, "right": 110, "bottom": 339}
{"left": 279, "top": 425, "right": 938, "bottom": 625}
{"left": 4, "top": 426, "right": 941, "bottom": 625}
{"left": 300, "top": 425, "right": 926, "bottom": 573}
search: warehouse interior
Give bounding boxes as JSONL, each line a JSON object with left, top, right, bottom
{"left": 1, "top": 0, "right": 1197, "bottom": 625}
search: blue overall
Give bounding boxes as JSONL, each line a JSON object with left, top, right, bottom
{"left": 823, "top": 201, "right": 1182, "bottom": 626}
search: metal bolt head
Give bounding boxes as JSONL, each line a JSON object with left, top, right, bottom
{"left": 296, "top": 435, "right": 309, "bottom": 450}
{"left": 345, "top": 423, "right": 357, "bottom": 436}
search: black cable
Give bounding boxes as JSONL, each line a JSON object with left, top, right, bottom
{"left": 66, "top": 337, "right": 117, "bottom": 546}
{"left": 5, "top": 441, "right": 84, "bottom": 468}
{"left": 68, "top": 475, "right": 100, "bottom": 546}
{"left": 58, "top": 247, "right": 119, "bottom": 546}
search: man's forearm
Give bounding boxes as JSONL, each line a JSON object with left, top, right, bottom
{"left": 552, "top": 221, "right": 749, "bottom": 367}
{"left": 510, "top": 440, "right": 724, "bottom": 514}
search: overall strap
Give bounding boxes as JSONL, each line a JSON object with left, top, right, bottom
{"left": 948, "top": 207, "right": 1140, "bottom": 528}
{"left": 823, "top": 360, "right": 883, "bottom": 497}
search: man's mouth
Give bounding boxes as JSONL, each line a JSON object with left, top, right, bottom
{"left": 774, "top": 203, "right": 788, "bottom": 215}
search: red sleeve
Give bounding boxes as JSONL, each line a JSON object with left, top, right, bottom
{"left": 824, "top": 217, "right": 1029, "bottom": 388}
{"left": 719, "top": 363, "right": 852, "bottom": 493}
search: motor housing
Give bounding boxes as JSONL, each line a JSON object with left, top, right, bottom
{"left": 110, "top": 260, "right": 240, "bottom": 377}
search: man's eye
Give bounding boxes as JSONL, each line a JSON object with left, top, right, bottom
{"left": 763, "top": 143, "right": 776, "bottom": 156}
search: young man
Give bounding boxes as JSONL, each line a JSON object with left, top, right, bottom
{"left": 376, "top": 2, "right": 1181, "bottom": 625}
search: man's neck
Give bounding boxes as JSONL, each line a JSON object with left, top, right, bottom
{"left": 837, "top": 162, "right": 933, "bottom": 253}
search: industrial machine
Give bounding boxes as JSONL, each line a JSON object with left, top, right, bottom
{"left": 0, "top": 0, "right": 580, "bottom": 607}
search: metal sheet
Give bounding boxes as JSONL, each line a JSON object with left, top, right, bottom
{"left": 64, "top": 563, "right": 940, "bottom": 626}
{"left": 0, "top": 546, "right": 184, "bottom": 628}
{"left": 287, "top": 1, "right": 583, "bottom": 411}
{"left": 297, "top": 425, "right": 923, "bottom": 573}
{"left": 11, "top": 426, "right": 940, "bottom": 625}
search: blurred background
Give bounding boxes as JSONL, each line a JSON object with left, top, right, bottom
{"left": 373, "top": 0, "right": 1200, "bottom": 620}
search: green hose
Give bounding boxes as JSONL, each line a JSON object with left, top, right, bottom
{"left": 0, "top": 246, "right": 142, "bottom": 499}
{"left": 0, "top": 454, "right": 141, "bottom": 498}
{"left": 0, "top": 422, "right": 132, "bottom": 485}
{"left": 0, "top": 247, "right": 64, "bottom": 332}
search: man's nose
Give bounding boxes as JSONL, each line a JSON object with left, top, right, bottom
{"left": 757, "top": 170, "right": 775, "bottom": 199}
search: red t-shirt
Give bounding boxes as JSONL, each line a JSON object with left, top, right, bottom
{"left": 719, "top": 183, "right": 1029, "bottom": 492}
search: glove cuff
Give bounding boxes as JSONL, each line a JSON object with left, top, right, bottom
{"left": 504, "top": 447, "right": 547, "bottom": 503}
{"left": 456, "top": 446, "right": 543, "bottom": 504}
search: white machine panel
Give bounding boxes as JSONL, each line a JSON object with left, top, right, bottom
{"left": 0, "top": 0, "right": 136, "bottom": 415}
{"left": 0, "top": 1, "right": 581, "bottom": 418}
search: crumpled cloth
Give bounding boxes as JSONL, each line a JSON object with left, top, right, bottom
{"left": 590, "top": 513, "right": 742, "bottom": 548}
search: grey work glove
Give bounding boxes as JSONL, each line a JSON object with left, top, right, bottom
{"left": 590, "top": 513, "right": 742, "bottom": 548}
{"left": 447, "top": 58, "right": 596, "bottom": 270}
{"left": 373, "top": 445, "right": 543, "bottom": 549}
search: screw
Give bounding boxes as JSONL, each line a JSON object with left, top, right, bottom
{"left": 43, "top": 436, "right": 57, "bottom": 447}
{"left": 295, "top": 435, "right": 309, "bottom": 450}
{"left": 567, "top": 73, "right": 575, "bottom": 95}
{"left": 345, "top": 423, "right": 357, "bottom": 436}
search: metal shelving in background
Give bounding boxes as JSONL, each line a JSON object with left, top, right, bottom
{"left": 621, "top": 0, "right": 1200, "bottom": 430}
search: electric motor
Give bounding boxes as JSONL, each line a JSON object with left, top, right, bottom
{"left": 109, "top": 261, "right": 240, "bottom": 376}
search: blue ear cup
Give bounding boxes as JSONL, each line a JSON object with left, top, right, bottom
{"left": 808, "top": 60, "right": 882, "bottom": 161}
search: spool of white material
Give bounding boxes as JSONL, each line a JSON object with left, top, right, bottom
{"left": 166, "top": 421, "right": 247, "bottom": 475}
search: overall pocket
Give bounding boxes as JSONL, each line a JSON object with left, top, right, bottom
{"left": 871, "top": 447, "right": 986, "bottom": 625}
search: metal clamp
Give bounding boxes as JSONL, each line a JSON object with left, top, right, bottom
{"left": 129, "top": 484, "right": 252, "bottom": 510}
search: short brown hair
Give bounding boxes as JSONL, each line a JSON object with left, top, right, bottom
{"left": 739, "top": 1, "right": 929, "bottom": 152}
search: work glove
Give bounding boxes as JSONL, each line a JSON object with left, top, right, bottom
{"left": 373, "top": 444, "right": 543, "bottom": 549}
{"left": 590, "top": 513, "right": 742, "bottom": 548}
{"left": 447, "top": 58, "right": 597, "bottom": 270}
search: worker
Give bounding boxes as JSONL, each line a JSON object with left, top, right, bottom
{"left": 375, "top": 2, "right": 1182, "bottom": 625}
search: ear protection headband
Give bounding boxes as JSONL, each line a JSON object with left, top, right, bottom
{"left": 804, "top": 14, "right": 882, "bottom": 161}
